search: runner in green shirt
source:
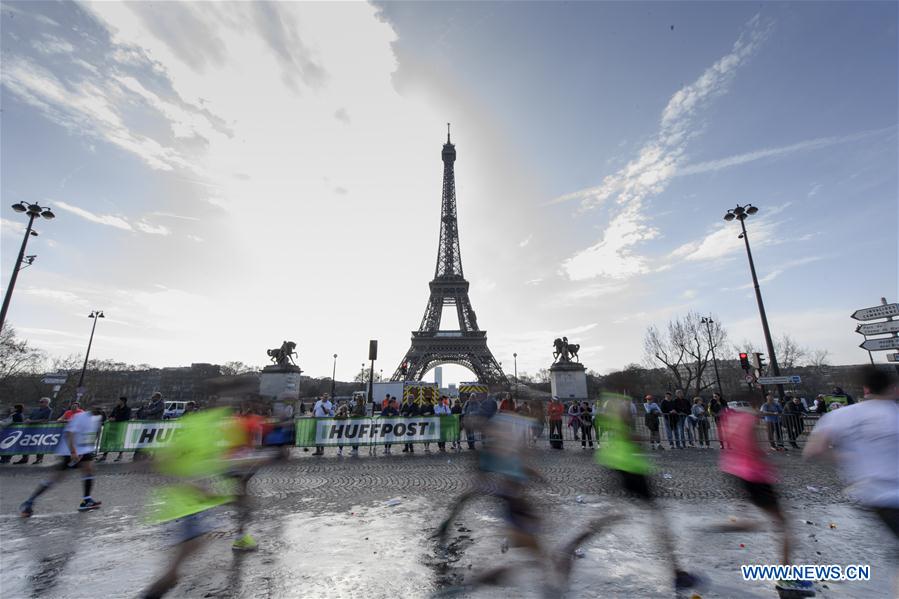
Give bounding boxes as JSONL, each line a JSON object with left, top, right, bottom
{"left": 142, "top": 408, "right": 239, "bottom": 599}
{"left": 594, "top": 393, "right": 703, "bottom": 595}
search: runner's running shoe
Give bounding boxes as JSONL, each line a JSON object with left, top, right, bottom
{"left": 19, "top": 501, "right": 33, "bottom": 518}
{"left": 232, "top": 534, "right": 258, "bottom": 551}
{"left": 776, "top": 580, "right": 816, "bottom": 597}
{"left": 78, "top": 498, "right": 102, "bottom": 512}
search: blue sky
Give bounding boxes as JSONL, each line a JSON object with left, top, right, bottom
{"left": 1, "top": 1, "right": 896, "bottom": 384}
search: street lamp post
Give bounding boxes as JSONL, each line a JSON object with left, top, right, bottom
{"left": 360, "top": 363, "right": 365, "bottom": 389}
{"left": 700, "top": 316, "right": 723, "bottom": 395}
{"left": 331, "top": 353, "right": 337, "bottom": 397}
{"left": 77, "top": 310, "right": 105, "bottom": 397}
{"left": 513, "top": 353, "right": 518, "bottom": 398}
{"left": 0, "top": 202, "right": 55, "bottom": 332}
{"left": 724, "top": 204, "right": 785, "bottom": 399}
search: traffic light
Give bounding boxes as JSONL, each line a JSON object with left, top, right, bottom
{"left": 755, "top": 353, "right": 766, "bottom": 374}
{"left": 739, "top": 352, "right": 750, "bottom": 370}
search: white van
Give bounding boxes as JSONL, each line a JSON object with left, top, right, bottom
{"left": 163, "top": 401, "right": 188, "bottom": 419}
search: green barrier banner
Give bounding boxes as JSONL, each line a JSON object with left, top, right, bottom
{"left": 295, "top": 415, "right": 460, "bottom": 447}
{"left": 99, "top": 420, "right": 184, "bottom": 451}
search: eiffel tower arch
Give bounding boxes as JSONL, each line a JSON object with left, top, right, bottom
{"left": 392, "top": 126, "right": 507, "bottom": 384}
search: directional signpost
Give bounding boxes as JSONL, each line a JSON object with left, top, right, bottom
{"left": 757, "top": 375, "right": 801, "bottom": 385}
{"left": 851, "top": 303, "right": 899, "bottom": 321}
{"left": 859, "top": 337, "right": 899, "bottom": 351}
{"left": 852, "top": 300, "right": 899, "bottom": 365}
{"left": 856, "top": 321, "right": 899, "bottom": 336}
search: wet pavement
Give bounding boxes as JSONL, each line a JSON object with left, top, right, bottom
{"left": 0, "top": 448, "right": 895, "bottom": 598}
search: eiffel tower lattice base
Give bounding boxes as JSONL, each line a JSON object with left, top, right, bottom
{"left": 394, "top": 331, "right": 506, "bottom": 384}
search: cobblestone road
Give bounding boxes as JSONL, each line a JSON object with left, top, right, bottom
{"left": 0, "top": 448, "right": 894, "bottom": 599}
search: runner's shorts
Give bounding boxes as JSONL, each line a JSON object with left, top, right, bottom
{"left": 57, "top": 453, "right": 95, "bottom": 470}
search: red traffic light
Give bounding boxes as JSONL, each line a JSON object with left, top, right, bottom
{"left": 739, "top": 352, "right": 750, "bottom": 370}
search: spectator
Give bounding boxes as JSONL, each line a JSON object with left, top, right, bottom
{"left": 547, "top": 396, "right": 565, "bottom": 449}
{"left": 831, "top": 386, "right": 855, "bottom": 406}
{"left": 58, "top": 401, "right": 84, "bottom": 422}
{"left": 461, "top": 394, "right": 477, "bottom": 450}
{"left": 400, "top": 396, "right": 420, "bottom": 453}
{"left": 381, "top": 397, "right": 399, "bottom": 454}
{"left": 434, "top": 396, "right": 451, "bottom": 452}
{"left": 1, "top": 404, "right": 26, "bottom": 464}
{"left": 691, "top": 397, "right": 710, "bottom": 448}
{"left": 812, "top": 394, "right": 827, "bottom": 415}
{"left": 783, "top": 395, "right": 807, "bottom": 449}
{"left": 349, "top": 396, "right": 365, "bottom": 456}
{"left": 659, "top": 392, "right": 677, "bottom": 449}
{"left": 420, "top": 398, "right": 435, "bottom": 453}
{"left": 481, "top": 394, "right": 497, "bottom": 420}
{"left": 673, "top": 390, "right": 694, "bottom": 448}
{"left": 98, "top": 397, "right": 132, "bottom": 463}
{"left": 145, "top": 393, "right": 165, "bottom": 420}
{"left": 14, "top": 398, "right": 53, "bottom": 464}
{"left": 709, "top": 393, "right": 726, "bottom": 449}
{"left": 643, "top": 395, "right": 663, "bottom": 450}
{"left": 568, "top": 401, "right": 581, "bottom": 441}
{"left": 381, "top": 393, "right": 391, "bottom": 412}
{"left": 449, "top": 398, "right": 463, "bottom": 451}
{"left": 499, "top": 393, "right": 515, "bottom": 413}
{"left": 312, "top": 395, "right": 334, "bottom": 456}
{"left": 334, "top": 403, "right": 349, "bottom": 456}
{"left": 579, "top": 400, "right": 595, "bottom": 449}
{"left": 760, "top": 393, "right": 785, "bottom": 450}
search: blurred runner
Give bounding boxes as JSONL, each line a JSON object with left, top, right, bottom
{"left": 19, "top": 406, "right": 103, "bottom": 517}
{"left": 711, "top": 407, "right": 813, "bottom": 597}
{"left": 432, "top": 411, "right": 562, "bottom": 597}
{"left": 593, "top": 393, "right": 702, "bottom": 595}
{"left": 805, "top": 365, "right": 898, "bottom": 595}
{"left": 141, "top": 408, "right": 239, "bottom": 598}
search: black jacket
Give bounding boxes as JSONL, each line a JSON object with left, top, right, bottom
{"left": 673, "top": 397, "right": 691, "bottom": 415}
{"left": 110, "top": 405, "right": 132, "bottom": 422}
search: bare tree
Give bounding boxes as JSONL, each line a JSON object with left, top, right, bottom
{"left": 644, "top": 311, "right": 729, "bottom": 397}
{"left": 775, "top": 334, "right": 808, "bottom": 370}
{"left": 808, "top": 349, "right": 830, "bottom": 368}
{"left": 0, "top": 324, "right": 46, "bottom": 386}
{"left": 221, "top": 361, "right": 256, "bottom": 376}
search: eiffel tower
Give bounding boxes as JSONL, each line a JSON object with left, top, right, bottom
{"left": 392, "top": 126, "right": 507, "bottom": 384}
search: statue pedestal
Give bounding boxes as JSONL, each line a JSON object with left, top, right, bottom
{"left": 550, "top": 362, "right": 587, "bottom": 401}
{"left": 259, "top": 365, "right": 301, "bottom": 400}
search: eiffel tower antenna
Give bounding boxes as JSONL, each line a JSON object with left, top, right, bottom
{"left": 392, "top": 128, "right": 507, "bottom": 384}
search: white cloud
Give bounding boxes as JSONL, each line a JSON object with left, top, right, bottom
{"left": 1, "top": 218, "right": 25, "bottom": 235}
{"left": 54, "top": 200, "right": 133, "bottom": 231}
{"left": 1, "top": 56, "right": 195, "bottom": 171}
{"left": 135, "top": 221, "right": 171, "bottom": 236}
{"left": 557, "top": 15, "right": 772, "bottom": 281}
{"left": 677, "top": 127, "right": 894, "bottom": 177}
{"left": 519, "top": 235, "right": 533, "bottom": 248}
{"left": 20, "top": 288, "right": 90, "bottom": 307}
{"left": 32, "top": 35, "right": 75, "bottom": 55}
{"left": 726, "top": 255, "right": 825, "bottom": 290}
{"left": 682, "top": 289, "right": 698, "bottom": 300}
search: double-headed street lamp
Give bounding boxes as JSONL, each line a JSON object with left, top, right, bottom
{"left": 0, "top": 202, "right": 55, "bottom": 332}
{"left": 724, "top": 203, "right": 785, "bottom": 399}
{"left": 700, "top": 316, "right": 723, "bottom": 395}
{"left": 77, "top": 310, "right": 105, "bottom": 398}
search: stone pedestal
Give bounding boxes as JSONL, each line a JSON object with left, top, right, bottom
{"left": 259, "top": 365, "right": 301, "bottom": 400}
{"left": 550, "top": 361, "right": 588, "bottom": 400}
